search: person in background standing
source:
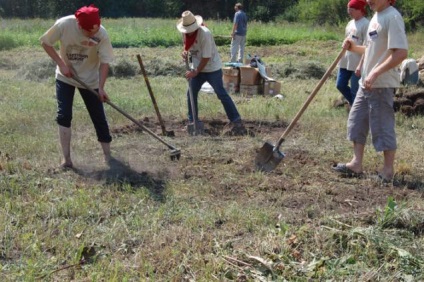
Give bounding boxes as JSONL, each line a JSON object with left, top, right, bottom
{"left": 332, "top": 0, "right": 408, "bottom": 183}
{"left": 336, "top": 0, "right": 369, "bottom": 107}
{"left": 230, "top": 3, "right": 248, "bottom": 63}
{"left": 40, "top": 4, "right": 114, "bottom": 169}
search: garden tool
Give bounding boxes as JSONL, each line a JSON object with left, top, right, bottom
{"left": 255, "top": 48, "right": 346, "bottom": 172}
{"left": 136, "top": 54, "right": 175, "bottom": 137}
{"left": 70, "top": 71, "right": 181, "bottom": 161}
{"left": 184, "top": 56, "right": 204, "bottom": 136}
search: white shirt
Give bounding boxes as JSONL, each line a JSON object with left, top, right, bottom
{"left": 361, "top": 6, "right": 408, "bottom": 88}
{"left": 339, "top": 17, "right": 369, "bottom": 71}
{"left": 188, "top": 26, "right": 222, "bottom": 73}
{"left": 40, "top": 15, "right": 114, "bottom": 89}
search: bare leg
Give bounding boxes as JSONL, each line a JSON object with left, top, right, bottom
{"left": 380, "top": 150, "right": 395, "bottom": 179}
{"left": 59, "top": 125, "right": 73, "bottom": 168}
{"left": 346, "top": 142, "right": 365, "bottom": 173}
{"left": 101, "top": 142, "right": 112, "bottom": 164}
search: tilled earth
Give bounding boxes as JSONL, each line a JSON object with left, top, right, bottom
{"left": 59, "top": 115, "right": 424, "bottom": 225}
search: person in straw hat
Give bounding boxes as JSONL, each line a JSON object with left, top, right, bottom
{"left": 40, "top": 4, "right": 114, "bottom": 169}
{"left": 177, "top": 10, "right": 246, "bottom": 134}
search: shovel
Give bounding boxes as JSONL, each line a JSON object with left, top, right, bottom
{"left": 70, "top": 72, "right": 181, "bottom": 161}
{"left": 184, "top": 56, "right": 204, "bottom": 136}
{"left": 136, "top": 54, "right": 175, "bottom": 137}
{"left": 255, "top": 49, "right": 346, "bottom": 172}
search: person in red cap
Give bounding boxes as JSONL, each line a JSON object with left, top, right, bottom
{"left": 40, "top": 4, "right": 114, "bottom": 169}
{"left": 336, "top": 0, "right": 369, "bottom": 107}
{"left": 333, "top": 0, "right": 408, "bottom": 184}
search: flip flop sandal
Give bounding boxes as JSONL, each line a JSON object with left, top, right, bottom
{"left": 332, "top": 163, "right": 364, "bottom": 178}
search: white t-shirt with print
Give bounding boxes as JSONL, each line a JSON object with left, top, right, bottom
{"left": 361, "top": 6, "right": 408, "bottom": 88}
{"left": 339, "top": 17, "right": 369, "bottom": 71}
{"left": 188, "top": 26, "right": 222, "bottom": 73}
{"left": 40, "top": 15, "right": 114, "bottom": 89}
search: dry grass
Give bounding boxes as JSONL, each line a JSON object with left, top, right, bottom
{"left": 1, "top": 37, "right": 424, "bottom": 281}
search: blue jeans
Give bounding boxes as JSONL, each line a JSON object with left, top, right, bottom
{"left": 56, "top": 80, "right": 112, "bottom": 143}
{"left": 187, "top": 69, "right": 241, "bottom": 122}
{"left": 336, "top": 68, "right": 360, "bottom": 106}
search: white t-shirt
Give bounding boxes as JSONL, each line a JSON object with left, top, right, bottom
{"left": 361, "top": 6, "right": 408, "bottom": 88}
{"left": 188, "top": 26, "right": 222, "bottom": 73}
{"left": 339, "top": 17, "right": 369, "bottom": 71}
{"left": 40, "top": 15, "right": 114, "bottom": 89}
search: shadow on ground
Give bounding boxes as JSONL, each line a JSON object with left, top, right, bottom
{"left": 72, "top": 157, "right": 167, "bottom": 202}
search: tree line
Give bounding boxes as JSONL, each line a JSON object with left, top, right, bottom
{"left": 0, "top": 0, "right": 423, "bottom": 30}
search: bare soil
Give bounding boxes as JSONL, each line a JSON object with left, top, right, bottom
{"left": 60, "top": 115, "right": 424, "bottom": 225}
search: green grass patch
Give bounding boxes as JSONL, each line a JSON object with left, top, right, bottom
{"left": 1, "top": 18, "right": 342, "bottom": 49}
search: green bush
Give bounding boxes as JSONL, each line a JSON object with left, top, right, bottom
{"left": 0, "top": 35, "right": 19, "bottom": 51}
{"left": 400, "top": 0, "right": 424, "bottom": 31}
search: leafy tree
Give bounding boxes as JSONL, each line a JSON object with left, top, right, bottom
{"left": 398, "top": 0, "right": 424, "bottom": 30}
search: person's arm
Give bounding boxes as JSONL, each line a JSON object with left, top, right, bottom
{"left": 231, "top": 12, "right": 238, "bottom": 38}
{"left": 363, "top": 48, "right": 408, "bottom": 89}
{"left": 231, "top": 23, "right": 237, "bottom": 38}
{"left": 98, "top": 63, "right": 110, "bottom": 102}
{"left": 355, "top": 54, "right": 364, "bottom": 77}
{"left": 41, "top": 42, "right": 72, "bottom": 77}
{"left": 342, "top": 38, "right": 366, "bottom": 55}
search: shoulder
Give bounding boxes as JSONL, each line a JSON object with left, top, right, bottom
{"left": 200, "top": 26, "right": 211, "bottom": 34}
{"left": 56, "top": 15, "right": 76, "bottom": 25}
{"left": 53, "top": 15, "right": 77, "bottom": 29}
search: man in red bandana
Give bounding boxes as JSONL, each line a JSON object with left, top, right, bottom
{"left": 40, "top": 4, "right": 115, "bottom": 169}
{"left": 336, "top": 0, "right": 369, "bottom": 106}
{"left": 333, "top": 0, "right": 408, "bottom": 184}
{"left": 177, "top": 11, "right": 246, "bottom": 135}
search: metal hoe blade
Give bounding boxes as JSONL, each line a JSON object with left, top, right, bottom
{"left": 255, "top": 142, "right": 285, "bottom": 172}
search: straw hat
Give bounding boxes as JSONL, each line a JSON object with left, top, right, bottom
{"left": 177, "top": 11, "right": 203, "bottom": 33}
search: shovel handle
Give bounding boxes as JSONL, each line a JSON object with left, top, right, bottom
{"left": 70, "top": 74, "right": 178, "bottom": 151}
{"left": 184, "top": 56, "right": 200, "bottom": 134}
{"left": 136, "top": 54, "right": 167, "bottom": 136}
{"left": 275, "top": 48, "right": 346, "bottom": 148}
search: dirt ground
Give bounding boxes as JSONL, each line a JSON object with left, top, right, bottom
{"left": 58, "top": 115, "right": 424, "bottom": 226}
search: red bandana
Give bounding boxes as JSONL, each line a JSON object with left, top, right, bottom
{"left": 348, "top": 0, "right": 366, "bottom": 14}
{"left": 184, "top": 30, "right": 198, "bottom": 51}
{"left": 75, "top": 4, "right": 101, "bottom": 31}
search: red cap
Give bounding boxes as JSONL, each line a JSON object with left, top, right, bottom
{"left": 348, "top": 0, "right": 367, "bottom": 14}
{"left": 75, "top": 4, "right": 101, "bottom": 31}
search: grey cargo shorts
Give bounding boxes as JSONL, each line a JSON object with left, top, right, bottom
{"left": 347, "top": 87, "right": 397, "bottom": 152}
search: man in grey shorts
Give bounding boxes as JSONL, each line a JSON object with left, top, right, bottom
{"left": 332, "top": 0, "right": 408, "bottom": 182}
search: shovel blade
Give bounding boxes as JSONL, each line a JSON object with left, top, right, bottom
{"left": 255, "top": 142, "right": 285, "bottom": 172}
{"left": 187, "top": 121, "right": 205, "bottom": 136}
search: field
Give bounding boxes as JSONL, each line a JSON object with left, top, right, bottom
{"left": 1, "top": 18, "right": 424, "bottom": 281}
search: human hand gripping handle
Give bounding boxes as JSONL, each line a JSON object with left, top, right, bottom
{"left": 69, "top": 66, "right": 109, "bottom": 102}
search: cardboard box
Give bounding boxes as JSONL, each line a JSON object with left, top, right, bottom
{"left": 224, "top": 82, "right": 238, "bottom": 94}
{"left": 263, "top": 80, "right": 281, "bottom": 95}
{"left": 240, "top": 84, "right": 263, "bottom": 96}
{"left": 222, "top": 67, "right": 239, "bottom": 77}
{"left": 222, "top": 67, "right": 240, "bottom": 93}
{"left": 239, "top": 66, "right": 261, "bottom": 85}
